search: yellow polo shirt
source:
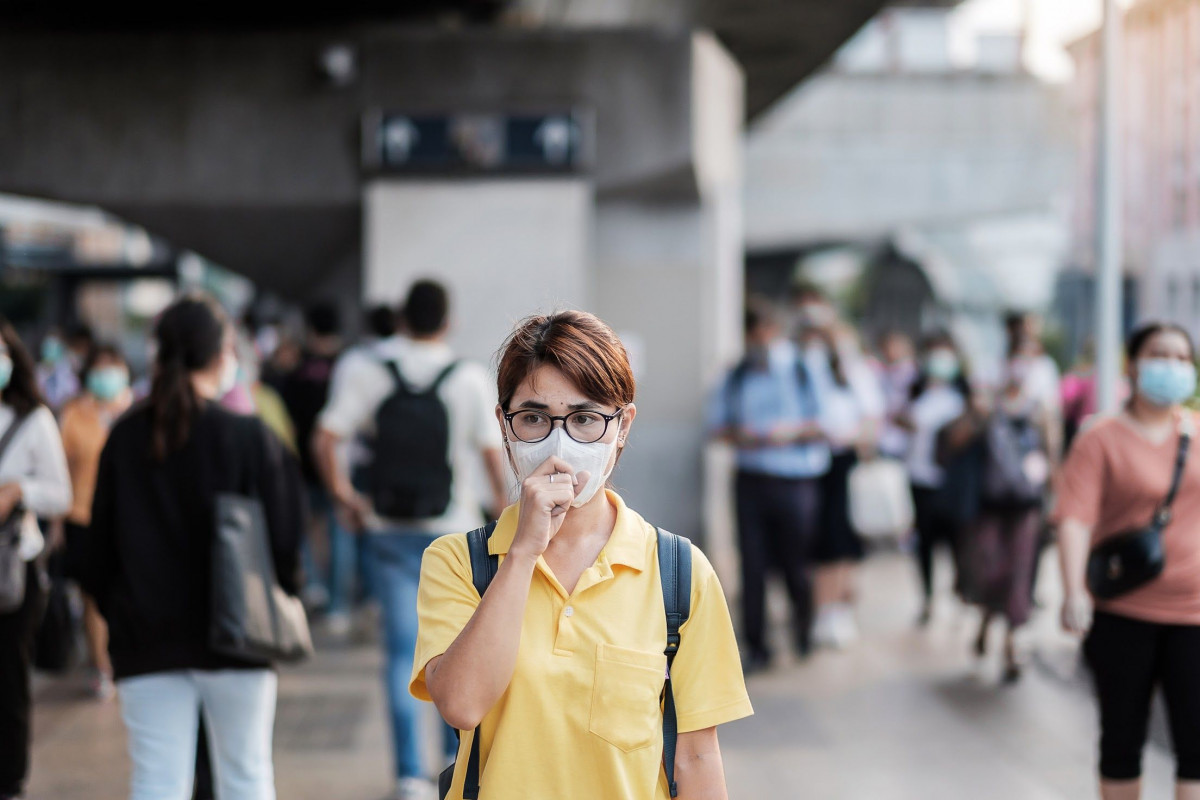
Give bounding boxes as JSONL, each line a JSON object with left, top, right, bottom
{"left": 410, "top": 491, "right": 753, "bottom": 800}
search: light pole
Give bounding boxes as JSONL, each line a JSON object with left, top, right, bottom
{"left": 1095, "top": 0, "right": 1123, "bottom": 413}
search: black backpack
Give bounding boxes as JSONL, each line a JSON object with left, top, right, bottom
{"left": 441, "top": 523, "right": 693, "bottom": 800}
{"left": 980, "top": 410, "right": 1048, "bottom": 508}
{"left": 369, "top": 360, "right": 459, "bottom": 520}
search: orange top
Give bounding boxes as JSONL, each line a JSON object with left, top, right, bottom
{"left": 1055, "top": 413, "right": 1200, "bottom": 625}
{"left": 60, "top": 396, "right": 124, "bottom": 526}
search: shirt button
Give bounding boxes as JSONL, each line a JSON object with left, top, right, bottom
{"left": 564, "top": 606, "right": 574, "bottom": 617}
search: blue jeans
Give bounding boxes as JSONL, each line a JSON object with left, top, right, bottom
{"left": 117, "top": 669, "right": 277, "bottom": 800}
{"left": 302, "top": 484, "right": 365, "bottom": 613}
{"left": 368, "top": 531, "right": 457, "bottom": 780}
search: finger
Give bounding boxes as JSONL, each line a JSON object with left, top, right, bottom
{"left": 528, "top": 456, "right": 577, "bottom": 480}
{"left": 572, "top": 471, "right": 592, "bottom": 500}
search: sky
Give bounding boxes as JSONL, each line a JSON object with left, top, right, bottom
{"left": 949, "top": 0, "right": 1130, "bottom": 82}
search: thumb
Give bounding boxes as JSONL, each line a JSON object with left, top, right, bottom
{"left": 572, "top": 471, "right": 592, "bottom": 499}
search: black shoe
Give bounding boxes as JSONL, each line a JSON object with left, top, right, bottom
{"left": 741, "top": 649, "right": 771, "bottom": 676}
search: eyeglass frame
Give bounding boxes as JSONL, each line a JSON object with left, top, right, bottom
{"left": 502, "top": 406, "right": 627, "bottom": 444}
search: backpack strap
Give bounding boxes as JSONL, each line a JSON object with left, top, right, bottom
{"left": 429, "top": 360, "right": 461, "bottom": 395}
{"left": 0, "top": 410, "right": 32, "bottom": 473}
{"left": 462, "top": 521, "right": 498, "bottom": 800}
{"left": 656, "top": 527, "right": 692, "bottom": 799}
{"left": 382, "top": 361, "right": 416, "bottom": 397}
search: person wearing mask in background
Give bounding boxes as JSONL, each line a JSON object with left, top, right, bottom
{"left": 1056, "top": 323, "right": 1200, "bottom": 800}
{"left": 59, "top": 344, "right": 134, "bottom": 702}
{"left": 38, "top": 324, "right": 94, "bottom": 413}
{"left": 283, "top": 304, "right": 351, "bottom": 631}
{"left": 314, "top": 280, "right": 508, "bottom": 800}
{"left": 0, "top": 319, "right": 72, "bottom": 800}
{"left": 1005, "top": 311, "right": 1063, "bottom": 451}
{"left": 801, "top": 325, "right": 884, "bottom": 650}
{"left": 901, "top": 332, "right": 972, "bottom": 626}
{"left": 709, "top": 298, "right": 828, "bottom": 672}
{"left": 413, "top": 310, "right": 752, "bottom": 800}
{"left": 965, "top": 354, "right": 1055, "bottom": 682}
{"left": 79, "top": 294, "right": 305, "bottom": 800}
{"left": 874, "top": 330, "right": 919, "bottom": 460}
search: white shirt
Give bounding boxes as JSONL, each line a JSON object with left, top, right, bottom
{"left": 0, "top": 404, "right": 72, "bottom": 559}
{"left": 318, "top": 336, "right": 502, "bottom": 535}
{"left": 815, "top": 356, "right": 886, "bottom": 451}
{"left": 905, "top": 384, "right": 966, "bottom": 489}
{"left": 1022, "top": 354, "right": 1062, "bottom": 416}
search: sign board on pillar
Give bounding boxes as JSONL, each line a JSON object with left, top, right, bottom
{"left": 362, "top": 110, "right": 593, "bottom": 175}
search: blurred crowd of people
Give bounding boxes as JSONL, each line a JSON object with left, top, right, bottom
{"left": 711, "top": 286, "right": 1074, "bottom": 681}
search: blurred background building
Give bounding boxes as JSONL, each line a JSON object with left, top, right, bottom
{"left": 745, "top": 0, "right": 1074, "bottom": 382}
{"left": 1063, "top": 0, "right": 1200, "bottom": 360}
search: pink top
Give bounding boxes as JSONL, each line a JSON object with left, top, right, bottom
{"left": 1055, "top": 414, "right": 1200, "bottom": 625}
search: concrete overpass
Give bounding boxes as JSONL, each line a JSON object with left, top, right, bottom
{"left": 0, "top": 0, "right": 887, "bottom": 541}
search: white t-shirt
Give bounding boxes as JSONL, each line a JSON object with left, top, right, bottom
{"left": 1022, "top": 354, "right": 1062, "bottom": 416}
{"left": 905, "top": 384, "right": 966, "bottom": 489}
{"left": 318, "top": 336, "right": 502, "bottom": 536}
{"left": 0, "top": 404, "right": 72, "bottom": 559}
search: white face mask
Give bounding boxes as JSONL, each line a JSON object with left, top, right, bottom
{"left": 508, "top": 426, "right": 620, "bottom": 508}
{"left": 218, "top": 354, "right": 239, "bottom": 396}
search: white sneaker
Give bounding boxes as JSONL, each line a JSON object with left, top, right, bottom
{"left": 811, "top": 607, "right": 838, "bottom": 649}
{"left": 323, "top": 611, "right": 352, "bottom": 638}
{"left": 396, "top": 777, "right": 437, "bottom": 800}
{"left": 832, "top": 604, "right": 860, "bottom": 647}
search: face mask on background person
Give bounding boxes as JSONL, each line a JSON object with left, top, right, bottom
{"left": 508, "top": 426, "right": 620, "bottom": 508}
{"left": 87, "top": 367, "right": 129, "bottom": 402}
{"left": 924, "top": 349, "right": 960, "bottom": 383}
{"left": 0, "top": 355, "right": 13, "bottom": 391}
{"left": 41, "top": 337, "right": 64, "bottom": 365}
{"left": 1137, "top": 359, "right": 1197, "bottom": 407}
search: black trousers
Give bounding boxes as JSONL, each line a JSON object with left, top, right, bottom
{"left": 910, "top": 485, "right": 961, "bottom": 602}
{"left": 0, "top": 562, "right": 45, "bottom": 796}
{"left": 1085, "top": 611, "right": 1200, "bottom": 781}
{"left": 735, "top": 471, "right": 820, "bottom": 657}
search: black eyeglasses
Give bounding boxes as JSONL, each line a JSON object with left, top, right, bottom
{"left": 503, "top": 407, "right": 625, "bottom": 444}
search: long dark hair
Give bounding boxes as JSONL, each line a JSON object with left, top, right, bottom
{"left": 0, "top": 318, "right": 46, "bottom": 416}
{"left": 150, "top": 294, "right": 228, "bottom": 461}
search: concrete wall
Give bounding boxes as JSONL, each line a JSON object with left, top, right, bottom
{"left": 362, "top": 33, "right": 745, "bottom": 554}
{"left": 363, "top": 179, "right": 591, "bottom": 363}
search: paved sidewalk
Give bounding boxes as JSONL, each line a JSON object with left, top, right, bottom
{"left": 24, "top": 552, "right": 1175, "bottom": 800}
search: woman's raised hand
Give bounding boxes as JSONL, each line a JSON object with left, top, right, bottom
{"left": 510, "top": 456, "right": 591, "bottom": 561}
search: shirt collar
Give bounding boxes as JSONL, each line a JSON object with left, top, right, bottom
{"left": 488, "top": 489, "right": 651, "bottom": 572}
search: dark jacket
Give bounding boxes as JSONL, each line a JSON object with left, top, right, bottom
{"left": 80, "top": 401, "right": 306, "bottom": 680}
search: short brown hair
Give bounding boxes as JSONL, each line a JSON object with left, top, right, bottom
{"left": 496, "top": 311, "right": 635, "bottom": 410}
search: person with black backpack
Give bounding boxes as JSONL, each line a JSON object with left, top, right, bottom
{"left": 411, "top": 310, "right": 751, "bottom": 800}
{"left": 314, "top": 280, "right": 508, "bottom": 800}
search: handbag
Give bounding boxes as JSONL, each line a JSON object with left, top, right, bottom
{"left": 0, "top": 412, "right": 33, "bottom": 614}
{"left": 1086, "top": 416, "right": 1192, "bottom": 600}
{"left": 848, "top": 457, "right": 914, "bottom": 541}
{"left": 209, "top": 423, "right": 313, "bottom": 664}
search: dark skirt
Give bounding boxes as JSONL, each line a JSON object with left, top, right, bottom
{"left": 814, "top": 450, "right": 864, "bottom": 564}
{"left": 964, "top": 506, "right": 1042, "bottom": 625}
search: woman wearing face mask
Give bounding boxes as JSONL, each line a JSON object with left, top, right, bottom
{"left": 79, "top": 294, "right": 305, "bottom": 800}
{"left": 411, "top": 311, "right": 752, "bottom": 800}
{"left": 900, "top": 332, "right": 972, "bottom": 625}
{"left": 0, "top": 319, "right": 72, "bottom": 800}
{"left": 1056, "top": 323, "right": 1200, "bottom": 800}
{"left": 59, "top": 344, "right": 134, "bottom": 701}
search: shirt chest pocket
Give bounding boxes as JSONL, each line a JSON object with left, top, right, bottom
{"left": 588, "top": 642, "right": 667, "bottom": 753}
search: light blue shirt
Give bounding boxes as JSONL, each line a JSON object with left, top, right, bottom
{"left": 708, "top": 341, "right": 832, "bottom": 479}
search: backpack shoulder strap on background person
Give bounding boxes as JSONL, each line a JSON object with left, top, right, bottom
{"left": 656, "top": 527, "right": 692, "bottom": 798}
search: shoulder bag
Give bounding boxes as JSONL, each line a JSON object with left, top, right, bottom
{"left": 1086, "top": 415, "right": 1192, "bottom": 600}
{"left": 209, "top": 420, "right": 313, "bottom": 663}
